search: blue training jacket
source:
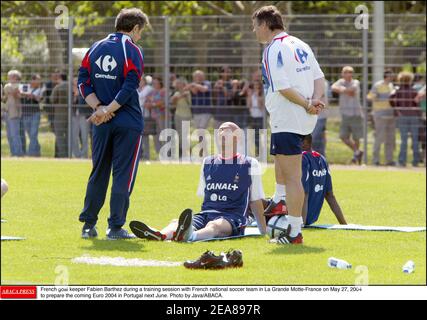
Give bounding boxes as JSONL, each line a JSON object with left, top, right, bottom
{"left": 77, "top": 33, "right": 144, "bottom": 132}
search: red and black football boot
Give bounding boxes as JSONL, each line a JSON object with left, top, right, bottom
{"left": 264, "top": 199, "right": 288, "bottom": 219}
{"left": 270, "top": 225, "right": 303, "bottom": 245}
{"left": 184, "top": 251, "right": 226, "bottom": 269}
{"left": 129, "top": 221, "right": 166, "bottom": 241}
{"left": 172, "top": 208, "right": 193, "bottom": 242}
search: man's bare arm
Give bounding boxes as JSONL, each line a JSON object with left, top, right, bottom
{"left": 250, "top": 200, "right": 267, "bottom": 235}
{"left": 85, "top": 93, "right": 102, "bottom": 110}
{"left": 312, "top": 77, "right": 325, "bottom": 100}
{"left": 279, "top": 88, "right": 324, "bottom": 114}
{"left": 192, "top": 83, "right": 209, "bottom": 93}
{"left": 325, "top": 191, "right": 347, "bottom": 225}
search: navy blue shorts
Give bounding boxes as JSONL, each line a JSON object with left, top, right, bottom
{"left": 270, "top": 132, "right": 305, "bottom": 156}
{"left": 193, "top": 211, "right": 247, "bottom": 236}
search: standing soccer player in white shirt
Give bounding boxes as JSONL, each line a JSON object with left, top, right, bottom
{"left": 252, "top": 6, "right": 325, "bottom": 244}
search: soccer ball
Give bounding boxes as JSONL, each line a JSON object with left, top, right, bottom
{"left": 267, "top": 215, "right": 289, "bottom": 239}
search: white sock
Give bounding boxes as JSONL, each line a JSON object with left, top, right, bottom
{"left": 272, "top": 184, "right": 286, "bottom": 203}
{"left": 188, "top": 230, "right": 197, "bottom": 242}
{"left": 287, "top": 215, "right": 303, "bottom": 238}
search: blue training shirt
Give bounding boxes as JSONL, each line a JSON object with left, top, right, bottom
{"left": 78, "top": 33, "right": 144, "bottom": 132}
{"left": 197, "top": 154, "right": 265, "bottom": 217}
{"left": 302, "top": 150, "right": 333, "bottom": 225}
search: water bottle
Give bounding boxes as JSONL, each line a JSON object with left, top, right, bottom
{"left": 328, "top": 257, "right": 352, "bottom": 269}
{"left": 402, "top": 261, "right": 415, "bottom": 274}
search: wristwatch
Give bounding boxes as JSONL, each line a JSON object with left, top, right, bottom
{"left": 101, "top": 106, "right": 109, "bottom": 114}
{"left": 306, "top": 99, "right": 313, "bottom": 110}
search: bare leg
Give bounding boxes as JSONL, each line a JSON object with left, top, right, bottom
{"left": 274, "top": 156, "right": 285, "bottom": 185}
{"left": 275, "top": 154, "right": 304, "bottom": 218}
{"left": 192, "top": 219, "right": 233, "bottom": 241}
{"left": 341, "top": 137, "right": 357, "bottom": 152}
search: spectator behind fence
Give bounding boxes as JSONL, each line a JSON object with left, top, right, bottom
{"left": 367, "top": 69, "right": 396, "bottom": 166}
{"left": 72, "top": 77, "right": 91, "bottom": 158}
{"left": 138, "top": 75, "right": 154, "bottom": 160}
{"left": 50, "top": 73, "right": 69, "bottom": 158}
{"left": 145, "top": 77, "right": 166, "bottom": 155}
{"left": 415, "top": 84, "right": 426, "bottom": 166}
{"left": 170, "top": 77, "right": 192, "bottom": 157}
{"left": 188, "top": 70, "right": 212, "bottom": 131}
{"left": 42, "top": 69, "right": 61, "bottom": 157}
{"left": 332, "top": 66, "right": 364, "bottom": 165}
{"left": 230, "top": 79, "right": 250, "bottom": 129}
{"left": 21, "top": 74, "right": 43, "bottom": 157}
{"left": 2, "top": 70, "right": 23, "bottom": 156}
{"left": 42, "top": 70, "right": 60, "bottom": 130}
{"left": 390, "top": 71, "right": 422, "bottom": 167}
{"left": 311, "top": 79, "right": 330, "bottom": 156}
{"left": 213, "top": 66, "right": 233, "bottom": 128}
{"left": 247, "top": 79, "right": 265, "bottom": 155}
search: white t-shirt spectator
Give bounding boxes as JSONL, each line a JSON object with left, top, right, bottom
{"left": 138, "top": 85, "right": 153, "bottom": 118}
{"left": 262, "top": 32, "right": 324, "bottom": 135}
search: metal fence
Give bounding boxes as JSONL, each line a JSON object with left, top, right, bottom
{"left": 1, "top": 14, "right": 426, "bottom": 165}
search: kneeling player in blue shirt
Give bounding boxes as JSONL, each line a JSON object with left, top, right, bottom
{"left": 260, "top": 134, "right": 347, "bottom": 227}
{"left": 301, "top": 134, "right": 347, "bottom": 225}
{"left": 130, "top": 122, "right": 267, "bottom": 242}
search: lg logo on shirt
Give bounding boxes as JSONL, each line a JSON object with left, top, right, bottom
{"left": 210, "top": 193, "right": 227, "bottom": 202}
{"left": 95, "top": 55, "right": 117, "bottom": 72}
{"left": 314, "top": 184, "right": 324, "bottom": 193}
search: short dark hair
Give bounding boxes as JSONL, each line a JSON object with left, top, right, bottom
{"left": 60, "top": 73, "right": 67, "bottom": 81}
{"left": 115, "top": 8, "right": 149, "bottom": 32}
{"left": 252, "top": 5, "right": 285, "bottom": 31}
{"left": 383, "top": 69, "right": 393, "bottom": 79}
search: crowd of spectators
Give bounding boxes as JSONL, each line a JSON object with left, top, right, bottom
{"left": 2, "top": 65, "right": 426, "bottom": 167}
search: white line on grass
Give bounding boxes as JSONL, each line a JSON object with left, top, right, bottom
{"left": 72, "top": 255, "right": 182, "bottom": 267}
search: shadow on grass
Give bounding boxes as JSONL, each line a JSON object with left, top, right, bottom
{"left": 80, "top": 239, "right": 145, "bottom": 252}
{"left": 268, "top": 245, "right": 325, "bottom": 255}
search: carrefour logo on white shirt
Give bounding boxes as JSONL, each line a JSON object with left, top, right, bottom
{"left": 296, "top": 65, "right": 311, "bottom": 73}
{"left": 206, "top": 183, "right": 239, "bottom": 191}
{"left": 312, "top": 169, "right": 327, "bottom": 177}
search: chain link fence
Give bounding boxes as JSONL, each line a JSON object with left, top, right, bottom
{"left": 1, "top": 14, "right": 426, "bottom": 165}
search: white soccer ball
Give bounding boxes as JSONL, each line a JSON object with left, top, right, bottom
{"left": 267, "top": 215, "right": 289, "bottom": 239}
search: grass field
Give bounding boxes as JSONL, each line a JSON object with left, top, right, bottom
{"left": 1, "top": 158, "right": 426, "bottom": 285}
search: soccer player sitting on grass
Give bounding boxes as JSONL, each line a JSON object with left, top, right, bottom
{"left": 130, "top": 122, "right": 267, "bottom": 242}
{"left": 264, "top": 134, "right": 347, "bottom": 228}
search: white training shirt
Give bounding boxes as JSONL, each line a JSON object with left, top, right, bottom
{"left": 261, "top": 32, "right": 325, "bottom": 134}
{"left": 197, "top": 155, "right": 265, "bottom": 202}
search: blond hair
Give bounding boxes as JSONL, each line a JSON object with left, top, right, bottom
{"left": 397, "top": 71, "right": 414, "bottom": 85}
{"left": 342, "top": 66, "right": 354, "bottom": 73}
{"left": 7, "top": 70, "right": 22, "bottom": 80}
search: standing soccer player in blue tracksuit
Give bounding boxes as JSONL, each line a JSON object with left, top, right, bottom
{"left": 77, "top": 8, "right": 149, "bottom": 239}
